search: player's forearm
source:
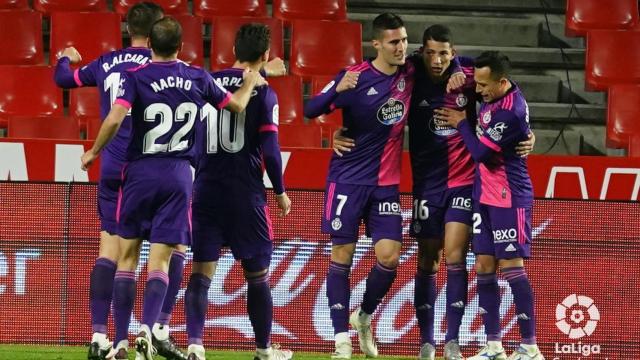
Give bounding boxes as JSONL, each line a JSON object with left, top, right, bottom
{"left": 260, "top": 132, "right": 286, "bottom": 195}
{"left": 458, "top": 120, "right": 494, "bottom": 163}
{"left": 226, "top": 81, "right": 255, "bottom": 113}
{"left": 304, "top": 88, "right": 339, "bottom": 118}
{"left": 90, "top": 105, "right": 128, "bottom": 155}
{"left": 53, "top": 57, "right": 81, "bottom": 88}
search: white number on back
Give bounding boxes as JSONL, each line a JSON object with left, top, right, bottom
{"left": 143, "top": 102, "right": 196, "bottom": 154}
{"left": 201, "top": 103, "right": 246, "bottom": 154}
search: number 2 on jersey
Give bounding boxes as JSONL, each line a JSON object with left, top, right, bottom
{"left": 202, "top": 103, "right": 246, "bottom": 154}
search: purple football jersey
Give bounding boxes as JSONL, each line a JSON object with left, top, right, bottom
{"left": 408, "top": 55, "right": 478, "bottom": 196}
{"left": 194, "top": 68, "right": 279, "bottom": 204}
{"left": 73, "top": 47, "right": 151, "bottom": 178}
{"left": 317, "top": 60, "right": 415, "bottom": 186}
{"left": 115, "top": 60, "right": 230, "bottom": 162}
{"left": 474, "top": 83, "right": 533, "bottom": 208}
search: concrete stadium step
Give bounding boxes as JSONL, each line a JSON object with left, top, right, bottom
{"left": 347, "top": 0, "right": 566, "bottom": 13}
{"left": 531, "top": 128, "right": 582, "bottom": 155}
{"left": 512, "top": 74, "right": 561, "bottom": 103}
{"left": 529, "top": 102, "right": 605, "bottom": 124}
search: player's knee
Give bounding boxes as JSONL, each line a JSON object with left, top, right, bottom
{"left": 192, "top": 261, "right": 217, "bottom": 277}
{"left": 174, "top": 244, "right": 188, "bottom": 254}
{"left": 331, "top": 244, "right": 355, "bottom": 265}
{"left": 241, "top": 254, "right": 271, "bottom": 279}
{"left": 475, "top": 261, "right": 496, "bottom": 274}
{"left": 377, "top": 252, "right": 400, "bottom": 268}
{"left": 445, "top": 249, "right": 466, "bottom": 264}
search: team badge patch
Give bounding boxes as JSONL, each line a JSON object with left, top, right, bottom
{"left": 331, "top": 217, "right": 343, "bottom": 231}
{"left": 412, "top": 221, "right": 422, "bottom": 234}
{"left": 456, "top": 93, "right": 468, "bottom": 107}
{"left": 482, "top": 111, "right": 492, "bottom": 124}
{"left": 397, "top": 78, "right": 406, "bottom": 92}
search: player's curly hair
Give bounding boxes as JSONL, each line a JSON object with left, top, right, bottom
{"left": 234, "top": 23, "right": 271, "bottom": 63}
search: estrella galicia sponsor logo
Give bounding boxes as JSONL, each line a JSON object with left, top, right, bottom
{"left": 487, "top": 122, "right": 507, "bottom": 141}
{"left": 455, "top": 93, "right": 468, "bottom": 107}
{"left": 429, "top": 115, "right": 457, "bottom": 136}
{"left": 377, "top": 98, "right": 406, "bottom": 125}
{"left": 378, "top": 201, "right": 401, "bottom": 216}
{"left": 331, "top": 217, "right": 342, "bottom": 231}
{"left": 554, "top": 294, "right": 604, "bottom": 359}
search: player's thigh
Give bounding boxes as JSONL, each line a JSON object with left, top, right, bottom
{"left": 331, "top": 243, "right": 357, "bottom": 264}
{"left": 367, "top": 185, "right": 403, "bottom": 244}
{"left": 486, "top": 206, "right": 532, "bottom": 260}
{"left": 230, "top": 204, "right": 274, "bottom": 265}
{"left": 147, "top": 242, "right": 177, "bottom": 272}
{"left": 470, "top": 203, "right": 494, "bottom": 258}
{"left": 322, "top": 182, "right": 369, "bottom": 241}
{"left": 442, "top": 186, "right": 473, "bottom": 262}
{"left": 410, "top": 195, "right": 446, "bottom": 241}
{"left": 191, "top": 200, "right": 225, "bottom": 264}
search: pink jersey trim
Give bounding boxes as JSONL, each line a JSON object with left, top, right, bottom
{"left": 116, "top": 163, "right": 127, "bottom": 223}
{"left": 480, "top": 135, "right": 501, "bottom": 152}
{"left": 264, "top": 205, "right": 274, "bottom": 240}
{"left": 114, "top": 98, "right": 132, "bottom": 109}
{"left": 502, "top": 93, "right": 514, "bottom": 110}
{"left": 73, "top": 69, "right": 83, "bottom": 86}
{"left": 346, "top": 61, "right": 370, "bottom": 72}
{"left": 325, "top": 182, "right": 336, "bottom": 220}
{"left": 259, "top": 124, "right": 278, "bottom": 133}
{"left": 446, "top": 136, "right": 475, "bottom": 188}
{"left": 217, "top": 92, "right": 232, "bottom": 109}
{"left": 517, "top": 207, "right": 525, "bottom": 245}
{"left": 479, "top": 163, "right": 512, "bottom": 207}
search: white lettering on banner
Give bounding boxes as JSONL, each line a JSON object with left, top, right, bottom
{"left": 545, "top": 166, "right": 588, "bottom": 199}
{"left": 268, "top": 241, "right": 317, "bottom": 306}
{"left": 14, "top": 249, "right": 41, "bottom": 295}
{"left": 0, "top": 252, "right": 6, "bottom": 294}
{"left": 0, "top": 143, "right": 28, "bottom": 180}
{"left": 55, "top": 144, "right": 89, "bottom": 182}
{"left": 599, "top": 167, "right": 640, "bottom": 200}
{"left": 263, "top": 151, "right": 291, "bottom": 189}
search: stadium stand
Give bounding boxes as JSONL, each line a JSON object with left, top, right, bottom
{"left": 268, "top": 75, "right": 304, "bottom": 125}
{"left": 174, "top": 14, "right": 205, "bottom": 66}
{"left": 34, "top": 0, "right": 107, "bottom": 14}
{"left": 272, "top": 0, "right": 347, "bottom": 23}
{"left": 585, "top": 29, "right": 640, "bottom": 91}
{"left": 0, "top": 10, "right": 43, "bottom": 65}
{"left": 7, "top": 115, "right": 80, "bottom": 139}
{"left": 0, "top": 0, "right": 29, "bottom": 10}
{"left": 194, "top": 0, "right": 266, "bottom": 21}
{"left": 606, "top": 84, "right": 640, "bottom": 155}
{"left": 114, "top": 0, "right": 189, "bottom": 16}
{"left": 565, "top": 0, "right": 639, "bottom": 37}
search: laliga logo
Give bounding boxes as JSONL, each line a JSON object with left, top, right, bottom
{"left": 555, "top": 294, "right": 600, "bottom": 339}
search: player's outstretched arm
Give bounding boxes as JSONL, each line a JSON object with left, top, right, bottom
{"left": 53, "top": 47, "right": 84, "bottom": 88}
{"left": 225, "top": 68, "right": 266, "bottom": 113}
{"left": 304, "top": 71, "right": 358, "bottom": 118}
{"left": 332, "top": 127, "right": 355, "bottom": 157}
{"left": 81, "top": 104, "right": 129, "bottom": 170}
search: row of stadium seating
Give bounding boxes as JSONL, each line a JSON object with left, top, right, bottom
{"left": 0, "top": 11, "right": 362, "bottom": 77}
{"left": 0, "top": 0, "right": 347, "bottom": 20}
{"left": 564, "top": 0, "right": 640, "bottom": 156}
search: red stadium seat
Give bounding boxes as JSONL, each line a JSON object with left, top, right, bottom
{"left": 290, "top": 20, "right": 362, "bottom": 81}
{"left": 585, "top": 30, "right": 640, "bottom": 90}
{"left": 273, "top": 0, "right": 347, "bottom": 23}
{"left": 310, "top": 75, "right": 343, "bottom": 126}
{"left": 566, "top": 0, "right": 639, "bottom": 37}
{"left": 69, "top": 87, "right": 100, "bottom": 120}
{"left": 50, "top": 12, "right": 122, "bottom": 67}
{"left": 34, "top": 0, "right": 107, "bottom": 14}
{"left": 7, "top": 116, "right": 80, "bottom": 140}
{"left": 210, "top": 17, "right": 283, "bottom": 71}
{"left": 0, "top": 10, "right": 43, "bottom": 65}
{"left": 85, "top": 117, "right": 103, "bottom": 139}
{"left": 174, "top": 14, "right": 204, "bottom": 67}
{"left": 194, "top": 0, "right": 266, "bottom": 21}
{"left": 0, "top": 66, "right": 63, "bottom": 127}
{"left": 268, "top": 75, "right": 303, "bottom": 125}
{"left": 606, "top": 84, "right": 640, "bottom": 152}
{"left": 278, "top": 124, "right": 322, "bottom": 148}
{"left": 114, "top": 0, "right": 189, "bottom": 16}
{"left": 0, "top": 0, "right": 29, "bottom": 10}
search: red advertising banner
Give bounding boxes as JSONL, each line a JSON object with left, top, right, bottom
{"left": 2, "top": 138, "right": 640, "bottom": 200}
{"left": 1, "top": 182, "right": 638, "bottom": 359}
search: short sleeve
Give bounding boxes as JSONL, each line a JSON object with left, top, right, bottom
{"left": 204, "top": 72, "right": 231, "bottom": 110}
{"left": 479, "top": 110, "right": 527, "bottom": 151}
{"left": 113, "top": 71, "right": 137, "bottom": 109}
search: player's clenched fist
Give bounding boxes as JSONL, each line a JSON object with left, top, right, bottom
{"left": 58, "top": 46, "right": 82, "bottom": 64}
{"left": 276, "top": 192, "right": 291, "bottom": 217}
{"left": 243, "top": 68, "right": 268, "bottom": 87}
{"left": 336, "top": 71, "right": 360, "bottom": 93}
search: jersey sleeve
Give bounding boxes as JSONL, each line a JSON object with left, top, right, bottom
{"left": 204, "top": 71, "right": 231, "bottom": 110}
{"left": 304, "top": 70, "right": 347, "bottom": 118}
{"left": 258, "top": 88, "right": 279, "bottom": 132}
{"left": 113, "top": 71, "right": 137, "bottom": 109}
{"left": 479, "top": 110, "right": 527, "bottom": 152}
{"left": 53, "top": 56, "right": 99, "bottom": 88}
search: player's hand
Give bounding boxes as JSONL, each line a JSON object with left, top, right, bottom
{"left": 434, "top": 107, "right": 466, "bottom": 128}
{"left": 332, "top": 127, "right": 355, "bottom": 157}
{"left": 243, "top": 68, "right": 268, "bottom": 87}
{"left": 58, "top": 46, "right": 82, "bottom": 64}
{"left": 276, "top": 192, "right": 291, "bottom": 217}
{"left": 446, "top": 71, "right": 465, "bottom": 93}
{"left": 264, "top": 57, "right": 286, "bottom": 77}
{"left": 81, "top": 149, "right": 98, "bottom": 171}
{"left": 336, "top": 71, "right": 360, "bottom": 93}
{"left": 516, "top": 131, "right": 536, "bottom": 157}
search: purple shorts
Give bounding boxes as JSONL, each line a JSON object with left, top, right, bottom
{"left": 410, "top": 185, "right": 473, "bottom": 239}
{"left": 116, "top": 158, "right": 192, "bottom": 245}
{"left": 322, "top": 182, "right": 402, "bottom": 244}
{"left": 191, "top": 184, "right": 273, "bottom": 264}
{"left": 97, "top": 178, "right": 121, "bottom": 234}
{"left": 472, "top": 203, "right": 532, "bottom": 259}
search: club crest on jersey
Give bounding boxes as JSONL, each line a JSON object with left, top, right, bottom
{"left": 377, "top": 98, "right": 406, "bottom": 125}
{"left": 456, "top": 93, "right": 468, "bottom": 107}
{"left": 331, "top": 217, "right": 343, "bottom": 231}
{"left": 429, "top": 115, "right": 457, "bottom": 136}
{"left": 412, "top": 221, "right": 422, "bottom": 234}
{"left": 482, "top": 111, "right": 492, "bottom": 124}
{"left": 397, "top": 78, "right": 406, "bottom": 92}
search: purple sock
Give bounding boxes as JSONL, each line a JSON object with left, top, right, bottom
{"left": 326, "top": 261, "right": 351, "bottom": 334}
{"left": 445, "top": 263, "right": 468, "bottom": 342}
{"left": 361, "top": 261, "right": 397, "bottom": 315}
{"left": 414, "top": 268, "right": 437, "bottom": 346}
{"left": 247, "top": 273, "right": 273, "bottom": 349}
{"left": 503, "top": 267, "right": 536, "bottom": 344}
{"left": 113, "top": 271, "right": 136, "bottom": 345}
{"left": 185, "top": 273, "right": 211, "bottom": 346}
{"left": 158, "top": 251, "right": 186, "bottom": 325}
{"left": 477, "top": 272, "right": 501, "bottom": 341}
{"left": 90, "top": 257, "right": 116, "bottom": 334}
{"left": 141, "top": 270, "right": 169, "bottom": 330}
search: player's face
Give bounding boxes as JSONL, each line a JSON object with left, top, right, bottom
{"left": 422, "top": 39, "right": 454, "bottom": 78}
{"left": 474, "top": 66, "right": 507, "bottom": 102}
{"left": 374, "top": 27, "right": 408, "bottom": 67}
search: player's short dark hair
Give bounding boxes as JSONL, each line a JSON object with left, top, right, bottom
{"left": 422, "top": 24, "right": 452, "bottom": 46}
{"left": 126, "top": 2, "right": 164, "bottom": 38}
{"left": 474, "top": 51, "right": 512, "bottom": 80}
{"left": 234, "top": 23, "right": 271, "bottom": 63}
{"left": 149, "top": 16, "right": 182, "bottom": 57}
{"left": 372, "top": 12, "right": 404, "bottom": 40}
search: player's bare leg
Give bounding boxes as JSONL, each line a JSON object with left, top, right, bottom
{"left": 329, "top": 242, "right": 356, "bottom": 359}
{"left": 185, "top": 261, "right": 217, "bottom": 360}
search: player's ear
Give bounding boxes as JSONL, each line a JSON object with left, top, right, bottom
{"left": 262, "top": 49, "right": 270, "bottom": 62}
{"left": 372, "top": 38, "right": 381, "bottom": 52}
{"left": 232, "top": 46, "right": 236, "bottom": 57}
